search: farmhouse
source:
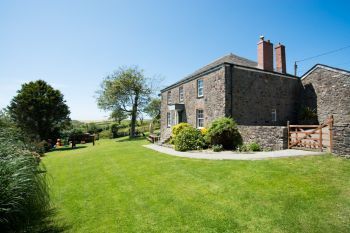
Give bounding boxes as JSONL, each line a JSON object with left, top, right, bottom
{"left": 160, "top": 37, "right": 350, "bottom": 156}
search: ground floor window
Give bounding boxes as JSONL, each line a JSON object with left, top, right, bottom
{"left": 167, "top": 112, "right": 171, "bottom": 127}
{"left": 272, "top": 109, "right": 277, "bottom": 122}
{"left": 196, "top": 109, "right": 204, "bottom": 128}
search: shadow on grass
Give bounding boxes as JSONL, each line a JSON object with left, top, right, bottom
{"left": 48, "top": 145, "right": 88, "bottom": 153}
{"left": 116, "top": 136, "right": 147, "bottom": 143}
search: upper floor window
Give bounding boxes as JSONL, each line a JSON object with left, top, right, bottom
{"left": 179, "top": 86, "right": 184, "bottom": 103}
{"left": 197, "top": 79, "right": 203, "bottom": 97}
{"left": 167, "top": 91, "right": 172, "bottom": 104}
{"left": 272, "top": 109, "right": 277, "bottom": 122}
{"left": 196, "top": 109, "right": 204, "bottom": 128}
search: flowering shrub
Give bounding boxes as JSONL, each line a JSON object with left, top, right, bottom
{"left": 171, "top": 123, "right": 191, "bottom": 144}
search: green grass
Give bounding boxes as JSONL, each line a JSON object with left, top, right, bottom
{"left": 43, "top": 138, "right": 350, "bottom": 233}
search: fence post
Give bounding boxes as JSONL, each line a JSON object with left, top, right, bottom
{"left": 287, "top": 121, "right": 290, "bottom": 149}
{"left": 319, "top": 124, "right": 323, "bottom": 152}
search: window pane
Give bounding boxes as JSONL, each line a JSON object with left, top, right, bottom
{"left": 167, "top": 91, "right": 172, "bottom": 104}
{"left": 179, "top": 87, "right": 184, "bottom": 102}
{"left": 167, "top": 112, "right": 171, "bottom": 127}
{"left": 197, "top": 80, "right": 203, "bottom": 97}
{"left": 272, "top": 109, "right": 277, "bottom": 122}
{"left": 196, "top": 109, "right": 204, "bottom": 128}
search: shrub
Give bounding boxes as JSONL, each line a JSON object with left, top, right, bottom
{"left": 171, "top": 123, "right": 191, "bottom": 144}
{"left": 207, "top": 117, "right": 242, "bottom": 150}
{"left": 248, "top": 142, "right": 261, "bottom": 151}
{"left": 99, "top": 130, "right": 112, "bottom": 139}
{"left": 238, "top": 142, "right": 262, "bottom": 152}
{"left": 33, "top": 140, "right": 52, "bottom": 154}
{"left": 212, "top": 144, "right": 223, "bottom": 152}
{"left": 174, "top": 127, "right": 205, "bottom": 151}
{"left": 237, "top": 144, "right": 249, "bottom": 152}
{"left": 200, "top": 127, "right": 208, "bottom": 136}
{"left": 298, "top": 106, "right": 318, "bottom": 124}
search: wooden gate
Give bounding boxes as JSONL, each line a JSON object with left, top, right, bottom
{"left": 287, "top": 115, "right": 333, "bottom": 152}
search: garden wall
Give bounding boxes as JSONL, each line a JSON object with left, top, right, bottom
{"left": 333, "top": 124, "right": 350, "bottom": 157}
{"left": 238, "top": 125, "right": 288, "bottom": 150}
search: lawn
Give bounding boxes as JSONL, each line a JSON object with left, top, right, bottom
{"left": 43, "top": 138, "right": 350, "bottom": 233}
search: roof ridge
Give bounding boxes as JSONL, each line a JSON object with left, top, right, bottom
{"left": 301, "top": 63, "right": 350, "bottom": 80}
{"left": 228, "top": 53, "right": 257, "bottom": 64}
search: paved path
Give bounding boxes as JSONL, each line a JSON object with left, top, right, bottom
{"left": 143, "top": 144, "right": 324, "bottom": 160}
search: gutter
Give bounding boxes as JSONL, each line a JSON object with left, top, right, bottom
{"left": 161, "top": 62, "right": 300, "bottom": 93}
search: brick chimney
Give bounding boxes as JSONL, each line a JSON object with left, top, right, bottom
{"left": 257, "top": 36, "right": 273, "bottom": 71}
{"left": 275, "top": 43, "right": 286, "bottom": 74}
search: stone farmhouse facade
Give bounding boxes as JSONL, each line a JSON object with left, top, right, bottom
{"left": 160, "top": 37, "right": 350, "bottom": 156}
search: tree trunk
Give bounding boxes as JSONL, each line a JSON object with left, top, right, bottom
{"left": 130, "top": 94, "right": 139, "bottom": 138}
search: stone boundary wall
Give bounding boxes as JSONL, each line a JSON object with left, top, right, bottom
{"left": 238, "top": 125, "right": 288, "bottom": 150}
{"left": 333, "top": 124, "right": 350, "bottom": 157}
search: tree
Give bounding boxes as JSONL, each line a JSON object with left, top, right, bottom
{"left": 97, "top": 66, "right": 152, "bottom": 138}
{"left": 144, "top": 98, "right": 161, "bottom": 123}
{"left": 8, "top": 80, "right": 70, "bottom": 141}
{"left": 110, "top": 108, "right": 127, "bottom": 124}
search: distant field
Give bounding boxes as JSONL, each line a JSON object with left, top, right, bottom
{"left": 44, "top": 138, "right": 350, "bottom": 233}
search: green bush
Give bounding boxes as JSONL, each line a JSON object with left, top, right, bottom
{"left": 33, "top": 140, "right": 52, "bottom": 154}
{"left": 207, "top": 117, "right": 242, "bottom": 150}
{"left": 99, "top": 130, "right": 112, "bottom": 139}
{"left": 212, "top": 144, "right": 223, "bottom": 152}
{"left": 174, "top": 127, "right": 205, "bottom": 151}
{"left": 248, "top": 142, "right": 261, "bottom": 151}
{"left": 238, "top": 142, "right": 262, "bottom": 152}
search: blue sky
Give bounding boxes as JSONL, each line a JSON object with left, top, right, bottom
{"left": 0, "top": 0, "right": 349, "bottom": 120}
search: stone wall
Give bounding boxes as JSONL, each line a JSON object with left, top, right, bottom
{"left": 230, "top": 66, "right": 301, "bottom": 126}
{"left": 301, "top": 66, "right": 350, "bottom": 156}
{"left": 238, "top": 125, "right": 288, "bottom": 150}
{"left": 301, "top": 66, "right": 350, "bottom": 125}
{"left": 333, "top": 124, "right": 350, "bottom": 157}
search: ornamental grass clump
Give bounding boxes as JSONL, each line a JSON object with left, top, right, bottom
{"left": 174, "top": 127, "right": 205, "bottom": 151}
{"left": 207, "top": 117, "right": 242, "bottom": 150}
{"left": 0, "top": 128, "right": 65, "bottom": 233}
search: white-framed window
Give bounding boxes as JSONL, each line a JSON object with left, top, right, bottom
{"left": 167, "top": 112, "right": 171, "bottom": 127}
{"left": 197, "top": 79, "right": 203, "bottom": 97}
{"left": 167, "top": 91, "right": 172, "bottom": 104}
{"left": 272, "top": 109, "right": 277, "bottom": 122}
{"left": 179, "top": 86, "right": 184, "bottom": 103}
{"left": 196, "top": 109, "right": 204, "bottom": 128}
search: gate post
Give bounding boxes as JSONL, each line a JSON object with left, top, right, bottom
{"left": 287, "top": 121, "right": 290, "bottom": 149}
{"left": 319, "top": 125, "right": 323, "bottom": 152}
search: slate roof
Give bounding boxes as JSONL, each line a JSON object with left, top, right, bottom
{"left": 161, "top": 53, "right": 257, "bottom": 92}
{"left": 301, "top": 64, "right": 350, "bottom": 80}
{"left": 187, "top": 53, "right": 257, "bottom": 78}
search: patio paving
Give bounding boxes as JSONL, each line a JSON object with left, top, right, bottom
{"left": 143, "top": 144, "right": 325, "bottom": 160}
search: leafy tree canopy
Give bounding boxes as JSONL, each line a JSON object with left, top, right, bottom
{"left": 97, "top": 66, "right": 153, "bottom": 137}
{"left": 8, "top": 80, "right": 70, "bottom": 141}
{"left": 110, "top": 108, "right": 128, "bottom": 124}
{"left": 144, "top": 98, "right": 161, "bottom": 122}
